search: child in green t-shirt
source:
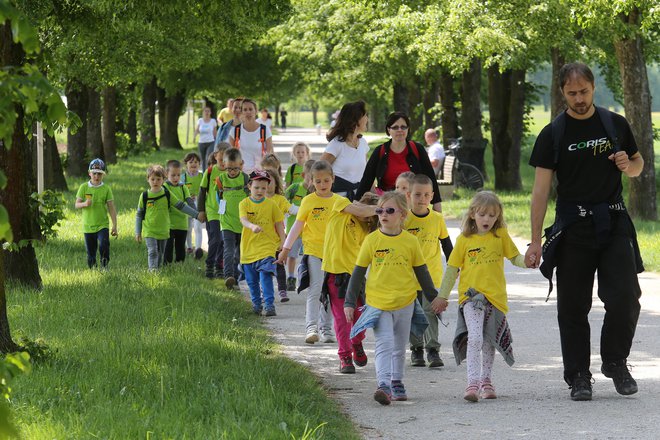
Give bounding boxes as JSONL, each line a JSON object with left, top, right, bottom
{"left": 135, "top": 164, "right": 200, "bottom": 271}
{"left": 75, "top": 158, "right": 118, "bottom": 269}
{"left": 164, "top": 159, "right": 197, "bottom": 264}
{"left": 182, "top": 152, "right": 205, "bottom": 259}
{"left": 284, "top": 142, "right": 311, "bottom": 189}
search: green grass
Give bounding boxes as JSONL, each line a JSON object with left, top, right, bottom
{"left": 9, "top": 147, "right": 361, "bottom": 439}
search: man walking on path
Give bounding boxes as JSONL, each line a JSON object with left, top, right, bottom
{"left": 525, "top": 62, "right": 645, "bottom": 401}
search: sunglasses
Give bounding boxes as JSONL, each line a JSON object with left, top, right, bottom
{"left": 375, "top": 207, "right": 401, "bottom": 215}
{"left": 389, "top": 125, "right": 408, "bottom": 131}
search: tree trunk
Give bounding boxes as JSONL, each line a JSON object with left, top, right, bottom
{"left": 393, "top": 81, "right": 410, "bottom": 115}
{"left": 488, "top": 65, "right": 524, "bottom": 191}
{"left": 407, "top": 77, "right": 423, "bottom": 135}
{"left": 65, "top": 80, "right": 89, "bottom": 177}
{"left": 614, "top": 10, "right": 657, "bottom": 220}
{"left": 87, "top": 88, "right": 104, "bottom": 160}
{"left": 422, "top": 76, "right": 440, "bottom": 129}
{"left": 0, "top": 250, "right": 18, "bottom": 353}
{"left": 43, "top": 132, "right": 67, "bottom": 190}
{"left": 438, "top": 69, "right": 459, "bottom": 147}
{"left": 157, "top": 87, "right": 185, "bottom": 149}
{"left": 461, "top": 59, "right": 486, "bottom": 176}
{"left": 311, "top": 102, "right": 318, "bottom": 126}
{"left": 274, "top": 104, "right": 280, "bottom": 127}
{"left": 102, "top": 86, "right": 118, "bottom": 164}
{"left": 140, "top": 76, "right": 158, "bottom": 149}
{"left": 124, "top": 84, "right": 138, "bottom": 146}
{"left": 550, "top": 48, "right": 566, "bottom": 121}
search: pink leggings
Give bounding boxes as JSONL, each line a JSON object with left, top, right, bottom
{"left": 326, "top": 274, "right": 365, "bottom": 358}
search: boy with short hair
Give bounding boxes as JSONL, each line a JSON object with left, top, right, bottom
{"left": 164, "top": 160, "right": 197, "bottom": 264}
{"left": 404, "top": 174, "right": 453, "bottom": 367}
{"left": 75, "top": 158, "right": 118, "bottom": 269}
{"left": 219, "top": 147, "right": 249, "bottom": 289}
{"left": 135, "top": 164, "right": 200, "bottom": 271}
{"left": 197, "top": 142, "right": 229, "bottom": 278}
{"left": 182, "top": 152, "right": 204, "bottom": 259}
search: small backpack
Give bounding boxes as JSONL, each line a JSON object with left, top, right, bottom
{"left": 141, "top": 187, "right": 171, "bottom": 212}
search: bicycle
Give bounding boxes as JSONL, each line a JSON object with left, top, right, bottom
{"left": 445, "top": 139, "right": 485, "bottom": 190}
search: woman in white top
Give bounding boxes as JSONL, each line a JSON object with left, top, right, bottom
{"left": 320, "top": 100, "right": 370, "bottom": 200}
{"left": 195, "top": 106, "right": 218, "bottom": 169}
{"left": 229, "top": 98, "right": 273, "bottom": 173}
{"left": 256, "top": 108, "right": 273, "bottom": 130}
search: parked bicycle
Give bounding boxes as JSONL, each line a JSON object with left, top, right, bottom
{"left": 445, "top": 138, "right": 485, "bottom": 190}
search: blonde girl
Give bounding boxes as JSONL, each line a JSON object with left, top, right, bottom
{"left": 436, "top": 191, "right": 530, "bottom": 402}
{"left": 344, "top": 192, "right": 444, "bottom": 405}
{"left": 277, "top": 160, "right": 339, "bottom": 343}
{"left": 261, "top": 153, "right": 283, "bottom": 177}
{"left": 286, "top": 142, "right": 311, "bottom": 187}
{"left": 229, "top": 98, "right": 273, "bottom": 173}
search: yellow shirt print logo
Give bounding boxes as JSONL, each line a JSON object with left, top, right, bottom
{"left": 407, "top": 227, "right": 421, "bottom": 236}
{"left": 311, "top": 207, "right": 326, "bottom": 219}
{"left": 467, "top": 247, "right": 481, "bottom": 263}
{"left": 374, "top": 248, "right": 390, "bottom": 263}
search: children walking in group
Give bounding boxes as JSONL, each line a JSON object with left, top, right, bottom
{"left": 285, "top": 142, "right": 311, "bottom": 188}
{"left": 164, "top": 160, "right": 196, "bottom": 264}
{"left": 75, "top": 158, "right": 118, "bottom": 269}
{"left": 405, "top": 174, "right": 453, "bottom": 368}
{"left": 343, "top": 191, "right": 444, "bottom": 405}
{"left": 277, "top": 160, "right": 338, "bottom": 344}
{"left": 436, "top": 191, "right": 531, "bottom": 402}
{"left": 239, "top": 171, "right": 286, "bottom": 316}
{"left": 135, "top": 164, "right": 199, "bottom": 270}
{"left": 182, "top": 152, "right": 205, "bottom": 259}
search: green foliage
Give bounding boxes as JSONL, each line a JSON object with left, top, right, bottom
{"left": 0, "top": 352, "right": 31, "bottom": 439}
{"left": 29, "top": 190, "right": 66, "bottom": 241}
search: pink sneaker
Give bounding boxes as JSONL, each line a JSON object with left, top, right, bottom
{"left": 464, "top": 384, "right": 479, "bottom": 402}
{"left": 480, "top": 380, "right": 497, "bottom": 399}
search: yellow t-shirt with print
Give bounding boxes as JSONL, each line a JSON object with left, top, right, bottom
{"left": 404, "top": 209, "right": 450, "bottom": 287}
{"left": 269, "top": 193, "right": 291, "bottom": 216}
{"left": 356, "top": 229, "right": 426, "bottom": 311}
{"left": 239, "top": 197, "right": 284, "bottom": 264}
{"left": 322, "top": 197, "right": 371, "bottom": 274}
{"left": 295, "top": 192, "right": 340, "bottom": 259}
{"left": 447, "top": 228, "right": 520, "bottom": 313}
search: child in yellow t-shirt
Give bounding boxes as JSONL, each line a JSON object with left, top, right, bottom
{"left": 322, "top": 192, "right": 379, "bottom": 374}
{"left": 404, "top": 174, "right": 453, "bottom": 368}
{"left": 343, "top": 192, "right": 445, "bottom": 406}
{"left": 239, "top": 170, "right": 285, "bottom": 316}
{"left": 277, "top": 160, "right": 340, "bottom": 344}
{"left": 436, "top": 191, "right": 532, "bottom": 402}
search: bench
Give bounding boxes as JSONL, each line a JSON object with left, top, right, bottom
{"left": 437, "top": 155, "right": 455, "bottom": 201}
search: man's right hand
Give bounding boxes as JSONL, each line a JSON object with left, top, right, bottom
{"left": 525, "top": 242, "right": 542, "bottom": 268}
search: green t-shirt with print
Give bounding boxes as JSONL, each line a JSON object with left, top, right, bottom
{"left": 183, "top": 171, "right": 203, "bottom": 198}
{"left": 285, "top": 163, "right": 304, "bottom": 186}
{"left": 76, "top": 182, "right": 114, "bottom": 233}
{"left": 200, "top": 166, "right": 224, "bottom": 221}
{"left": 219, "top": 171, "right": 249, "bottom": 233}
{"left": 138, "top": 188, "right": 180, "bottom": 239}
{"left": 284, "top": 182, "right": 309, "bottom": 233}
{"left": 164, "top": 182, "right": 191, "bottom": 231}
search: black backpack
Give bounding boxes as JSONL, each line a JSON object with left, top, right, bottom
{"left": 141, "top": 187, "right": 171, "bottom": 212}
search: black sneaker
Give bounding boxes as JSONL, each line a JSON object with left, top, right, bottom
{"left": 569, "top": 371, "right": 593, "bottom": 401}
{"left": 205, "top": 266, "right": 215, "bottom": 279}
{"left": 286, "top": 277, "right": 296, "bottom": 292}
{"left": 427, "top": 349, "right": 444, "bottom": 368}
{"left": 411, "top": 347, "right": 425, "bottom": 367}
{"left": 602, "top": 361, "right": 638, "bottom": 395}
{"left": 264, "top": 308, "right": 277, "bottom": 317}
{"left": 194, "top": 248, "right": 204, "bottom": 260}
{"left": 213, "top": 267, "right": 224, "bottom": 279}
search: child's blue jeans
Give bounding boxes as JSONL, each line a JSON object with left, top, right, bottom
{"left": 84, "top": 228, "right": 110, "bottom": 268}
{"left": 243, "top": 261, "right": 275, "bottom": 311}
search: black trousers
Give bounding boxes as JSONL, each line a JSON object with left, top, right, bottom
{"left": 84, "top": 228, "right": 110, "bottom": 268}
{"left": 555, "top": 214, "right": 641, "bottom": 383}
{"left": 165, "top": 229, "right": 188, "bottom": 264}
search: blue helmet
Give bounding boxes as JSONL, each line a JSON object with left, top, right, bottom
{"left": 88, "top": 158, "right": 106, "bottom": 174}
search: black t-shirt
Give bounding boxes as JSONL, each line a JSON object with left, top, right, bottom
{"left": 529, "top": 109, "right": 638, "bottom": 204}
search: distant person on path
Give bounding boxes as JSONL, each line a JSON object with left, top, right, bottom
{"left": 355, "top": 112, "right": 443, "bottom": 212}
{"left": 425, "top": 128, "right": 445, "bottom": 177}
{"left": 344, "top": 192, "right": 444, "bottom": 405}
{"left": 526, "top": 62, "right": 644, "bottom": 401}
{"left": 280, "top": 108, "right": 288, "bottom": 130}
{"left": 256, "top": 108, "right": 273, "bottom": 130}
{"left": 216, "top": 98, "right": 243, "bottom": 145}
{"left": 320, "top": 100, "right": 370, "bottom": 200}
{"left": 229, "top": 98, "right": 273, "bottom": 174}
{"left": 218, "top": 99, "right": 234, "bottom": 124}
{"left": 195, "top": 106, "right": 218, "bottom": 169}
{"left": 74, "top": 158, "right": 118, "bottom": 270}
{"left": 437, "top": 192, "right": 530, "bottom": 402}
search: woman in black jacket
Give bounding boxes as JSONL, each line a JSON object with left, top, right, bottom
{"left": 355, "top": 111, "right": 443, "bottom": 211}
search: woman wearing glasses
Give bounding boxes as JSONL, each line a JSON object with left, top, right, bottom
{"left": 355, "top": 111, "right": 443, "bottom": 212}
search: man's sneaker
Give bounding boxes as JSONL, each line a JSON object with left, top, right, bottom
{"left": 205, "top": 266, "right": 215, "bottom": 279}
{"left": 194, "top": 248, "right": 204, "bottom": 260}
{"left": 427, "top": 349, "right": 444, "bottom": 368}
{"left": 320, "top": 331, "right": 335, "bottom": 343}
{"left": 391, "top": 380, "right": 407, "bottom": 401}
{"left": 279, "top": 290, "right": 289, "bottom": 303}
{"left": 464, "top": 384, "right": 479, "bottom": 402}
{"left": 373, "top": 384, "right": 391, "bottom": 406}
{"left": 411, "top": 347, "right": 425, "bottom": 367}
{"left": 225, "top": 276, "right": 237, "bottom": 290}
{"left": 569, "top": 371, "right": 593, "bottom": 401}
{"left": 352, "top": 343, "right": 368, "bottom": 367}
{"left": 602, "top": 361, "right": 638, "bottom": 395}
{"left": 286, "top": 276, "right": 296, "bottom": 292}
{"left": 305, "top": 330, "right": 319, "bottom": 344}
{"left": 339, "top": 356, "right": 356, "bottom": 374}
{"left": 264, "top": 308, "right": 277, "bottom": 317}
{"left": 479, "top": 380, "right": 497, "bottom": 399}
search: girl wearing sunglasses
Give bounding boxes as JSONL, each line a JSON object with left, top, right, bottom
{"left": 343, "top": 192, "right": 445, "bottom": 405}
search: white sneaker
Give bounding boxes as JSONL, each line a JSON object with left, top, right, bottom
{"left": 305, "top": 331, "right": 319, "bottom": 344}
{"left": 320, "top": 331, "right": 335, "bottom": 343}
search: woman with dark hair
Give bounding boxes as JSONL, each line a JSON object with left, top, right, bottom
{"left": 320, "top": 100, "right": 370, "bottom": 200}
{"left": 355, "top": 111, "right": 443, "bottom": 211}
